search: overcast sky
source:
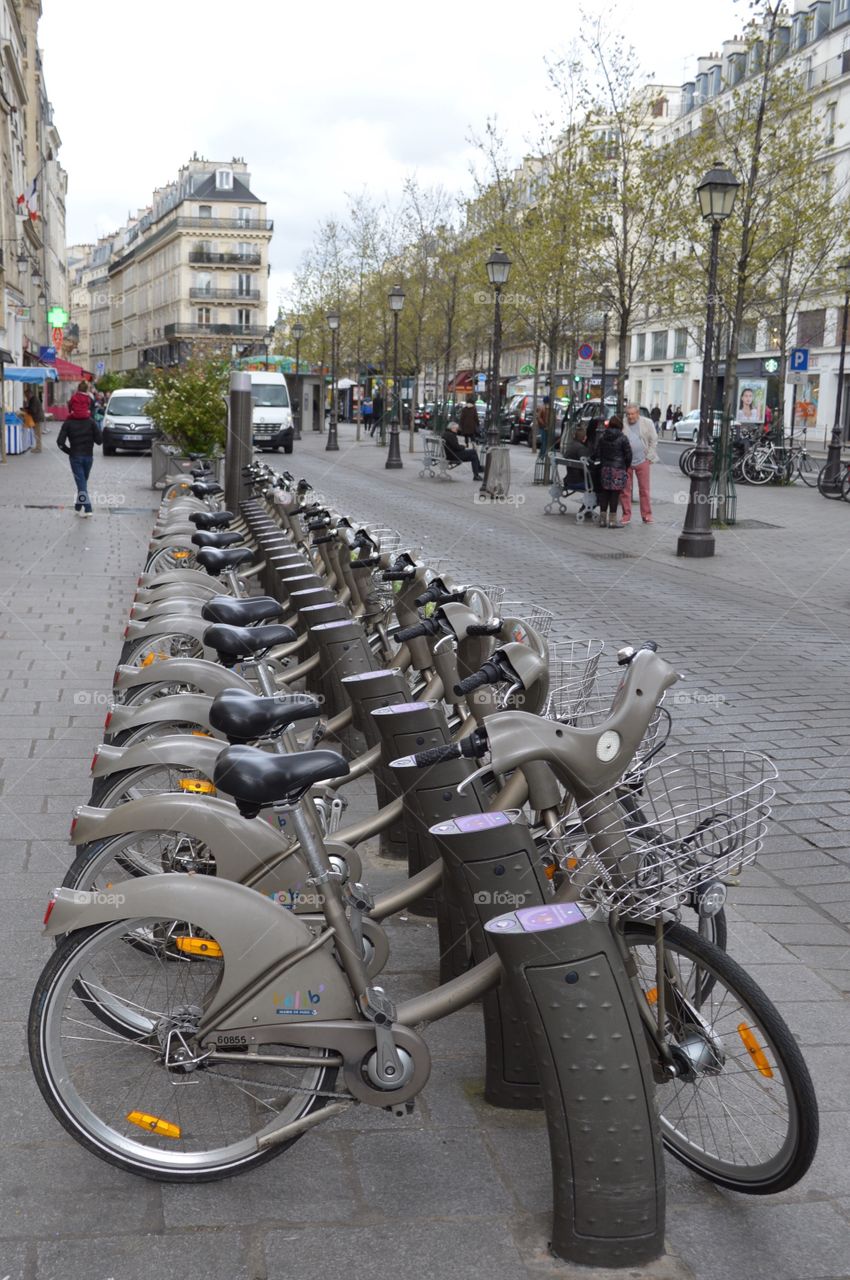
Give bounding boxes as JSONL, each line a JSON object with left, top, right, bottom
{"left": 40, "top": 0, "right": 742, "bottom": 317}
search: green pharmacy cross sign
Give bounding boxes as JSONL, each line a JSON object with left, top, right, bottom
{"left": 519, "top": 363, "right": 535, "bottom": 375}
{"left": 47, "top": 306, "right": 69, "bottom": 327}
{"left": 672, "top": 361, "right": 686, "bottom": 374}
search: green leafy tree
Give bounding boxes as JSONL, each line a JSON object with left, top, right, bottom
{"left": 146, "top": 358, "right": 228, "bottom": 454}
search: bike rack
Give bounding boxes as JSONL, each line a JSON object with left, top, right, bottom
{"left": 341, "top": 669, "right": 413, "bottom": 860}
{"left": 428, "top": 810, "right": 546, "bottom": 1109}
{"left": 308, "top": 618, "right": 377, "bottom": 727}
{"left": 485, "top": 903, "right": 665, "bottom": 1267}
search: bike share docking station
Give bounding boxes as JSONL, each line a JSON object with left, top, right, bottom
{"left": 485, "top": 899, "right": 665, "bottom": 1267}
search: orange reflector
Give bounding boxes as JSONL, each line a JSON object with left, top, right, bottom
{"left": 566, "top": 856, "right": 579, "bottom": 870}
{"left": 172, "top": 550, "right": 190, "bottom": 560}
{"left": 174, "top": 936, "right": 223, "bottom": 958}
{"left": 645, "top": 987, "right": 658, "bottom": 1006}
{"left": 126, "top": 1110, "right": 181, "bottom": 1139}
{"left": 738, "top": 1023, "right": 773, "bottom": 1078}
{"left": 191, "top": 730, "right": 213, "bottom": 737}
{"left": 178, "top": 778, "right": 216, "bottom": 795}
{"left": 544, "top": 863, "right": 557, "bottom": 881}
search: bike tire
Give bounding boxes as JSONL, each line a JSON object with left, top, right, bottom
{"left": 796, "top": 455, "right": 818, "bottom": 488}
{"left": 678, "top": 447, "right": 696, "bottom": 477}
{"left": 741, "top": 456, "right": 772, "bottom": 485}
{"left": 29, "top": 921, "right": 338, "bottom": 1182}
{"left": 817, "top": 463, "right": 845, "bottom": 499}
{"left": 625, "top": 921, "right": 818, "bottom": 1194}
{"left": 842, "top": 470, "right": 850, "bottom": 503}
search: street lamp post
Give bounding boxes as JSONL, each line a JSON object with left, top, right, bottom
{"left": 677, "top": 164, "right": 740, "bottom": 559}
{"left": 386, "top": 284, "right": 405, "bottom": 470}
{"left": 486, "top": 248, "right": 511, "bottom": 447}
{"left": 326, "top": 311, "right": 340, "bottom": 452}
{"left": 291, "top": 319, "right": 304, "bottom": 441}
{"left": 823, "top": 259, "right": 850, "bottom": 491}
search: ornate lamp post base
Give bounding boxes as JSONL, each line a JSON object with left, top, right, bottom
{"left": 385, "top": 421, "right": 403, "bottom": 469}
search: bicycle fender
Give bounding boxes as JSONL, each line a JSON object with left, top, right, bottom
{"left": 106, "top": 693, "right": 219, "bottom": 736}
{"left": 113, "top": 659, "right": 253, "bottom": 696}
{"left": 124, "top": 616, "right": 209, "bottom": 644}
{"left": 70, "top": 793, "right": 293, "bottom": 880}
{"left": 137, "top": 569, "right": 217, "bottom": 588}
{"left": 91, "top": 734, "right": 223, "bottom": 780}
{"left": 43, "top": 876, "right": 359, "bottom": 1029}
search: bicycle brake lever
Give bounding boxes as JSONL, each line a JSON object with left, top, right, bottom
{"left": 434, "top": 633, "right": 456, "bottom": 652}
{"left": 456, "top": 763, "right": 492, "bottom": 796}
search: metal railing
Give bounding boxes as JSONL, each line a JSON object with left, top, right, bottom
{"left": 164, "top": 322, "right": 268, "bottom": 338}
{"left": 174, "top": 216, "right": 273, "bottom": 232}
{"left": 188, "top": 251, "right": 262, "bottom": 266}
{"left": 188, "top": 288, "right": 261, "bottom": 301}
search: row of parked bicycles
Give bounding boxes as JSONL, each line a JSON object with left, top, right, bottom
{"left": 676, "top": 425, "right": 827, "bottom": 488}
{"left": 27, "top": 459, "right": 818, "bottom": 1212}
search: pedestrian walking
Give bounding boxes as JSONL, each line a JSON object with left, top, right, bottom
{"left": 443, "top": 422, "right": 483, "bottom": 480}
{"left": 665, "top": 403, "right": 673, "bottom": 432}
{"left": 458, "top": 394, "right": 479, "bottom": 443}
{"left": 24, "top": 384, "right": 45, "bottom": 452}
{"left": 621, "top": 402, "right": 658, "bottom": 524}
{"left": 57, "top": 382, "right": 102, "bottom": 516}
{"left": 593, "top": 414, "right": 632, "bottom": 528}
{"left": 370, "top": 389, "right": 384, "bottom": 438}
{"left": 535, "top": 401, "right": 549, "bottom": 458}
{"left": 650, "top": 405, "right": 661, "bottom": 434}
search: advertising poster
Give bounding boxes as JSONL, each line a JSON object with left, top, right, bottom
{"left": 735, "top": 377, "right": 767, "bottom": 424}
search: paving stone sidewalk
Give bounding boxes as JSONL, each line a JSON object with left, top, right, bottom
{"left": 0, "top": 432, "right": 848, "bottom": 1280}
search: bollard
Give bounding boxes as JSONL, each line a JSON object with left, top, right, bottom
{"left": 485, "top": 904, "right": 665, "bottom": 1267}
{"left": 225, "top": 371, "right": 253, "bottom": 512}
{"left": 428, "top": 811, "right": 546, "bottom": 1109}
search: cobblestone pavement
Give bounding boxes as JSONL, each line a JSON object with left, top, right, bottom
{"left": 1, "top": 429, "right": 849, "bottom": 1280}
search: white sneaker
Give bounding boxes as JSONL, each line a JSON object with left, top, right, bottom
{"left": 81, "top": 510, "right": 92, "bottom": 518}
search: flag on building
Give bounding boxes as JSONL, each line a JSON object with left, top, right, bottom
{"left": 16, "top": 178, "right": 39, "bottom": 221}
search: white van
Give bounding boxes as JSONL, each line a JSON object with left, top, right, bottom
{"left": 249, "top": 371, "right": 293, "bottom": 453}
{"left": 102, "top": 388, "right": 155, "bottom": 455}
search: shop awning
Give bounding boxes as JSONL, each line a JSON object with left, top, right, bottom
{"left": 447, "top": 369, "right": 473, "bottom": 393}
{"left": 1, "top": 365, "right": 58, "bottom": 383}
{"left": 50, "top": 357, "right": 94, "bottom": 381}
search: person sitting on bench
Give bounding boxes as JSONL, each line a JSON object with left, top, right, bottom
{"left": 444, "top": 422, "right": 483, "bottom": 480}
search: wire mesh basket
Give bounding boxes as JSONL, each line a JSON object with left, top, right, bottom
{"left": 480, "top": 585, "right": 506, "bottom": 612}
{"left": 549, "top": 749, "right": 777, "bottom": 922}
{"left": 543, "top": 640, "right": 606, "bottom": 720}
{"left": 501, "top": 602, "right": 555, "bottom": 638}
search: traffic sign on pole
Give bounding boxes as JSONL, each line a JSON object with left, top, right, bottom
{"left": 575, "top": 357, "right": 594, "bottom": 376}
{"left": 789, "top": 347, "right": 809, "bottom": 373}
{"left": 578, "top": 342, "right": 594, "bottom": 361}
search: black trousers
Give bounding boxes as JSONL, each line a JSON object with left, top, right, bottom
{"left": 598, "top": 488, "right": 622, "bottom": 515}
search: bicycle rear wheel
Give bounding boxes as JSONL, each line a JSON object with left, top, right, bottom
{"left": 741, "top": 455, "right": 772, "bottom": 485}
{"left": 796, "top": 453, "right": 818, "bottom": 487}
{"left": 29, "top": 920, "right": 338, "bottom": 1181}
{"left": 817, "top": 463, "right": 845, "bottom": 498}
{"left": 625, "top": 922, "right": 818, "bottom": 1194}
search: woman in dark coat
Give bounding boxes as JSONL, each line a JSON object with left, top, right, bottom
{"left": 458, "top": 394, "right": 480, "bottom": 442}
{"left": 593, "top": 414, "right": 632, "bottom": 527}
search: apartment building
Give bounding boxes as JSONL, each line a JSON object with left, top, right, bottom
{"left": 68, "top": 157, "right": 273, "bottom": 375}
{"left": 0, "top": 0, "right": 66, "bottom": 368}
{"left": 628, "top": 0, "right": 850, "bottom": 434}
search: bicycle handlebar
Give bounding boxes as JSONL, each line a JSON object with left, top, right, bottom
{"left": 454, "top": 658, "right": 503, "bottom": 696}
{"left": 412, "top": 728, "right": 488, "bottom": 767}
{"left": 465, "top": 622, "right": 502, "bottom": 637}
{"left": 396, "top": 618, "right": 441, "bottom": 642}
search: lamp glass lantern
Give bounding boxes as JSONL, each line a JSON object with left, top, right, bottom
{"left": 485, "top": 247, "right": 512, "bottom": 288}
{"left": 388, "top": 284, "right": 405, "bottom": 313}
{"left": 327, "top": 311, "right": 340, "bottom": 331}
{"left": 16, "top": 250, "right": 28, "bottom": 272}
{"left": 291, "top": 320, "right": 304, "bottom": 341}
{"left": 696, "top": 164, "right": 740, "bottom": 221}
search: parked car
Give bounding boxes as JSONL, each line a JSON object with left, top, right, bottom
{"left": 504, "top": 394, "right": 535, "bottom": 444}
{"left": 414, "top": 403, "right": 434, "bottom": 431}
{"left": 571, "top": 399, "right": 652, "bottom": 428}
{"left": 672, "top": 410, "right": 723, "bottom": 442}
{"left": 101, "top": 389, "right": 155, "bottom": 455}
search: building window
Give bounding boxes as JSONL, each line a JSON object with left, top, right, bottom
{"left": 195, "top": 240, "right": 214, "bottom": 257}
{"left": 215, "top": 168, "right": 233, "bottom": 190}
{"left": 197, "top": 307, "right": 212, "bottom": 327}
{"left": 674, "top": 328, "right": 688, "bottom": 358}
{"left": 634, "top": 332, "right": 646, "bottom": 361}
{"left": 651, "top": 330, "right": 667, "bottom": 360}
{"left": 739, "top": 320, "right": 757, "bottom": 353}
{"left": 237, "top": 206, "right": 252, "bottom": 226}
{"left": 237, "top": 242, "right": 253, "bottom": 259}
{"left": 798, "top": 308, "right": 826, "bottom": 346}
{"left": 237, "top": 272, "right": 252, "bottom": 296}
{"left": 766, "top": 316, "right": 782, "bottom": 350}
{"left": 825, "top": 102, "right": 837, "bottom": 143}
{"left": 195, "top": 272, "right": 213, "bottom": 295}
{"left": 235, "top": 308, "right": 251, "bottom": 329}
{"left": 199, "top": 205, "right": 212, "bottom": 219}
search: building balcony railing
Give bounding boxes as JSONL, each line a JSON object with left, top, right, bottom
{"left": 188, "top": 251, "right": 262, "bottom": 266}
{"left": 164, "top": 322, "right": 269, "bottom": 339}
{"left": 189, "top": 287, "right": 261, "bottom": 301}
{"left": 175, "top": 216, "right": 273, "bottom": 232}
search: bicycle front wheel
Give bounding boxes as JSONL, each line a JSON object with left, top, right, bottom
{"left": 626, "top": 922, "right": 818, "bottom": 1194}
{"left": 817, "top": 463, "right": 845, "bottom": 498}
{"left": 29, "top": 920, "right": 337, "bottom": 1181}
{"left": 741, "top": 455, "right": 772, "bottom": 485}
{"left": 796, "top": 453, "right": 818, "bottom": 487}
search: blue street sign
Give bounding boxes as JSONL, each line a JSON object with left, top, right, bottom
{"left": 95, "top": 360, "right": 106, "bottom": 376}
{"left": 39, "top": 345, "right": 56, "bottom": 361}
{"left": 790, "top": 347, "right": 809, "bottom": 373}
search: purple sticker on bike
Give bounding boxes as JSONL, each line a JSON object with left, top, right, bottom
{"left": 452, "top": 812, "right": 512, "bottom": 832}
{"left": 372, "top": 703, "right": 430, "bottom": 714}
{"left": 515, "top": 902, "right": 587, "bottom": 932}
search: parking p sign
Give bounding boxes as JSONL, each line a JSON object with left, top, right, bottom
{"left": 790, "top": 347, "right": 809, "bottom": 373}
